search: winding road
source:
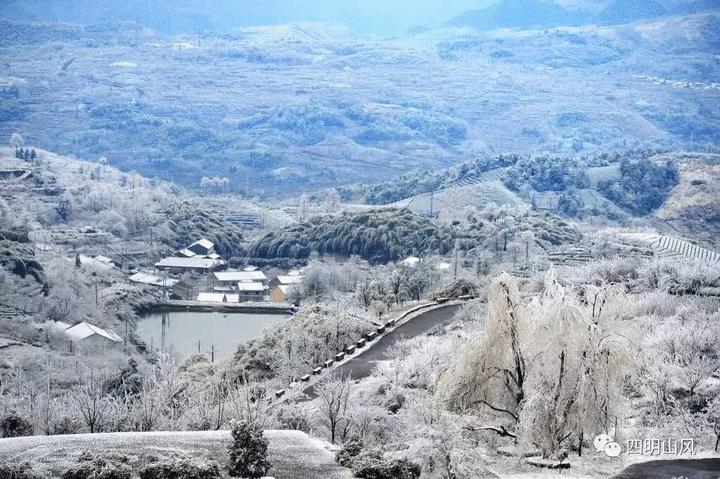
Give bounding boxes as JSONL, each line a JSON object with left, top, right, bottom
{"left": 329, "top": 303, "right": 461, "bottom": 381}
{"left": 300, "top": 303, "right": 462, "bottom": 399}
{"left": 613, "top": 458, "right": 720, "bottom": 478}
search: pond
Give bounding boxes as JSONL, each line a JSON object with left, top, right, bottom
{"left": 136, "top": 310, "right": 288, "bottom": 361}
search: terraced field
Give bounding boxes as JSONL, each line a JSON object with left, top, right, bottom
{"left": 577, "top": 188, "right": 630, "bottom": 218}
{"left": 390, "top": 167, "right": 528, "bottom": 217}
{"left": 619, "top": 232, "right": 720, "bottom": 263}
{"left": 446, "top": 166, "right": 511, "bottom": 188}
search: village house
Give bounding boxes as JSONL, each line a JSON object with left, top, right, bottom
{"left": 155, "top": 256, "right": 224, "bottom": 274}
{"left": 197, "top": 292, "right": 239, "bottom": 303}
{"left": 63, "top": 321, "right": 123, "bottom": 348}
{"left": 176, "top": 239, "right": 220, "bottom": 259}
{"left": 170, "top": 280, "right": 193, "bottom": 300}
{"left": 270, "top": 272, "right": 304, "bottom": 303}
{"left": 212, "top": 269, "right": 268, "bottom": 290}
{"left": 237, "top": 281, "right": 268, "bottom": 302}
{"left": 129, "top": 271, "right": 179, "bottom": 288}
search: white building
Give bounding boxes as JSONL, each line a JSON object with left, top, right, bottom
{"left": 155, "top": 256, "right": 223, "bottom": 274}
{"left": 236, "top": 281, "right": 268, "bottom": 301}
{"left": 64, "top": 322, "right": 123, "bottom": 348}
{"left": 129, "top": 272, "right": 179, "bottom": 288}
{"left": 197, "top": 292, "right": 239, "bottom": 303}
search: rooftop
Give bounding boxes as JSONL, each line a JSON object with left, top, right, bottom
{"left": 237, "top": 282, "right": 266, "bottom": 292}
{"left": 275, "top": 275, "right": 304, "bottom": 285}
{"left": 197, "top": 292, "right": 239, "bottom": 303}
{"left": 129, "top": 272, "right": 179, "bottom": 287}
{"left": 64, "top": 322, "right": 123, "bottom": 343}
{"left": 214, "top": 270, "right": 267, "bottom": 282}
{"left": 156, "top": 257, "right": 222, "bottom": 269}
{"left": 190, "top": 239, "right": 214, "bottom": 250}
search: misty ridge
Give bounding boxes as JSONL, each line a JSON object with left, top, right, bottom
{"left": 0, "top": 1, "right": 720, "bottom": 479}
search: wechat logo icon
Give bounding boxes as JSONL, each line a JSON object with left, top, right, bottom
{"left": 594, "top": 433, "right": 622, "bottom": 458}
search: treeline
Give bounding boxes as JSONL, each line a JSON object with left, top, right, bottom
{"left": 598, "top": 157, "right": 679, "bottom": 215}
{"left": 503, "top": 155, "right": 589, "bottom": 192}
{"left": 249, "top": 209, "right": 456, "bottom": 264}
{"left": 160, "top": 201, "right": 246, "bottom": 258}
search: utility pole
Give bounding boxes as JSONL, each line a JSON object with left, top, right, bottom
{"left": 453, "top": 242, "right": 459, "bottom": 279}
{"left": 429, "top": 190, "right": 435, "bottom": 218}
{"left": 211, "top": 344, "right": 215, "bottom": 363}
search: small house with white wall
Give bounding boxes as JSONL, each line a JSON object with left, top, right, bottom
{"left": 64, "top": 322, "right": 123, "bottom": 348}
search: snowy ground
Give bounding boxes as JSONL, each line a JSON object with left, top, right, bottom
{"left": 0, "top": 430, "right": 354, "bottom": 479}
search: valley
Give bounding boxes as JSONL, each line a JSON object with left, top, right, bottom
{"left": 0, "top": 3, "right": 719, "bottom": 479}
{"left": 1, "top": 12, "right": 719, "bottom": 194}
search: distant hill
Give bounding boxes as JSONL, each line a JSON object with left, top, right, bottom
{"left": 447, "top": 0, "right": 589, "bottom": 30}
{"left": 594, "top": 0, "right": 668, "bottom": 25}
{"left": 673, "top": 0, "right": 720, "bottom": 14}
{"left": 448, "top": 0, "right": 720, "bottom": 30}
{"left": 1, "top": 13, "right": 719, "bottom": 195}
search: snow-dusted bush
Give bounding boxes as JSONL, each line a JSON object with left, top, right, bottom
{"left": 228, "top": 419, "right": 271, "bottom": 479}
{"left": 139, "top": 458, "right": 221, "bottom": 479}
{"left": 336, "top": 435, "right": 365, "bottom": 467}
{"left": 61, "top": 453, "right": 132, "bottom": 479}
{"left": 0, "top": 463, "right": 40, "bottom": 479}
{"left": 351, "top": 450, "right": 421, "bottom": 479}
{"left": 0, "top": 412, "right": 33, "bottom": 437}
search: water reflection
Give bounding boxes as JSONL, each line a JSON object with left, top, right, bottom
{"left": 136, "top": 310, "right": 288, "bottom": 361}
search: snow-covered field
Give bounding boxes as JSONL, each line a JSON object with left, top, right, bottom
{"left": 0, "top": 430, "right": 353, "bottom": 479}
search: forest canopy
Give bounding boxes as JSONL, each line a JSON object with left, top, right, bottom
{"left": 249, "top": 209, "right": 456, "bottom": 263}
{"left": 598, "top": 157, "right": 679, "bottom": 215}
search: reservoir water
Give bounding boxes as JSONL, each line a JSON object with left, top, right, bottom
{"left": 136, "top": 310, "right": 288, "bottom": 361}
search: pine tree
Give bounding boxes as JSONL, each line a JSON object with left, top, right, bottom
{"left": 75, "top": 253, "right": 81, "bottom": 269}
{"left": 228, "top": 419, "right": 271, "bottom": 478}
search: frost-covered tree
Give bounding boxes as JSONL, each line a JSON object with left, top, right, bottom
{"left": 441, "top": 273, "right": 528, "bottom": 430}
{"left": 228, "top": 419, "right": 271, "bottom": 479}
{"left": 441, "top": 273, "right": 631, "bottom": 458}
{"left": 9, "top": 132, "right": 23, "bottom": 147}
{"left": 71, "top": 371, "right": 113, "bottom": 433}
{"left": 325, "top": 188, "right": 341, "bottom": 213}
{"left": 315, "top": 373, "right": 352, "bottom": 444}
{"left": 517, "top": 277, "right": 631, "bottom": 458}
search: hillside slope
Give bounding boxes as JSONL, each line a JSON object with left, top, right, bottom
{"left": 0, "top": 430, "right": 353, "bottom": 479}
{"left": 655, "top": 152, "right": 720, "bottom": 248}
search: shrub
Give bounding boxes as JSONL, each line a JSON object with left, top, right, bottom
{"left": 0, "top": 413, "right": 34, "bottom": 438}
{"left": 62, "top": 453, "right": 132, "bottom": 479}
{"left": 0, "top": 463, "right": 40, "bottom": 479}
{"left": 336, "top": 436, "right": 364, "bottom": 467}
{"left": 228, "top": 419, "right": 271, "bottom": 479}
{"left": 351, "top": 450, "right": 421, "bottom": 479}
{"left": 139, "top": 458, "right": 221, "bottom": 479}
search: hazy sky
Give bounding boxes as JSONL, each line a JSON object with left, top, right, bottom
{"left": 3, "top": 0, "right": 684, "bottom": 34}
{"left": 217, "top": 0, "right": 494, "bottom": 32}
